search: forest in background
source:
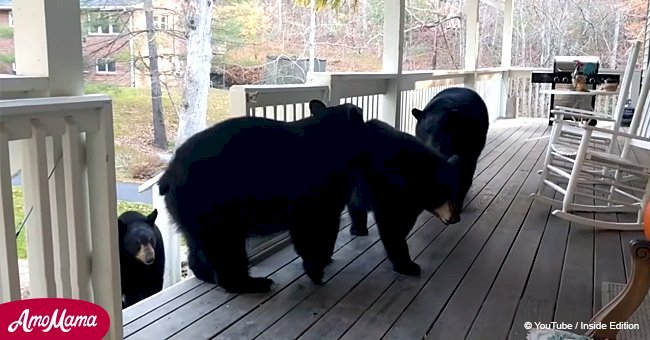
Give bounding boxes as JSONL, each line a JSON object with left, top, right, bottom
{"left": 214, "top": 0, "right": 648, "bottom": 74}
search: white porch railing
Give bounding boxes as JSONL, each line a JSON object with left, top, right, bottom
{"left": 0, "top": 94, "right": 122, "bottom": 339}
{"left": 139, "top": 66, "right": 638, "bottom": 310}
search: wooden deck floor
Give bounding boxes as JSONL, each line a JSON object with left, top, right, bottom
{"left": 121, "top": 118, "right": 646, "bottom": 340}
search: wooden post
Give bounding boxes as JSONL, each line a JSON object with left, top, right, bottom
{"left": 153, "top": 183, "right": 181, "bottom": 288}
{"left": 12, "top": 0, "right": 84, "bottom": 96}
{"left": 380, "top": 0, "right": 405, "bottom": 129}
{"left": 630, "top": 71, "right": 642, "bottom": 108}
{"left": 0, "top": 125, "right": 21, "bottom": 303}
{"left": 24, "top": 121, "right": 57, "bottom": 298}
{"left": 47, "top": 136, "right": 72, "bottom": 298}
{"left": 464, "top": 0, "right": 480, "bottom": 90}
{"left": 229, "top": 86, "right": 251, "bottom": 117}
{"left": 643, "top": 0, "right": 650, "bottom": 72}
{"left": 62, "top": 119, "right": 92, "bottom": 302}
{"left": 499, "top": 0, "right": 514, "bottom": 118}
{"left": 86, "top": 101, "right": 122, "bottom": 340}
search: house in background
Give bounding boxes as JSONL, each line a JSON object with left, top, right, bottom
{"left": 0, "top": 0, "right": 185, "bottom": 88}
{"left": 129, "top": 0, "right": 185, "bottom": 88}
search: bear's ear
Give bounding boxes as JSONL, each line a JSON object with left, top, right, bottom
{"left": 146, "top": 209, "right": 158, "bottom": 225}
{"left": 309, "top": 99, "right": 328, "bottom": 116}
{"left": 412, "top": 108, "right": 423, "bottom": 121}
{"left": 344, "top": 104, "right": 364, "bottom": 122}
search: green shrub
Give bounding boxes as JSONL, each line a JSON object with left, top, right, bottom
{"left": 0, "top": 27, "right": 13, "bottom": 39}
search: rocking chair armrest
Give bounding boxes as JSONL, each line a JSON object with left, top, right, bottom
{"left": 549, "top": 118, "right": 586, "bottom": 130}
{"left": 550, "top": 112, "right": 597, "bottom": 122}
{"left": 579, "top": 123, "right": 650, "bottom": 143}
{"left": 551, "top": 109, "right": 615, "bottom": 122}
{"left": 553, "top": 105, "right": 612, "bottom": 118}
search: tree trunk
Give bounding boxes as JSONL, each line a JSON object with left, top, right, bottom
{"left": 308, "top": 0, "right": 317, "bottom": 72}
{"left": 611, "top": 8, "right": 621, "bottom": 69}
{"left": 361, "top": 0, "right": 368, "bottom": 35}
{"left": 431, "top": 29, "right": 438, "bottom": 69}
{"left": 144, "top": 0, "right": 167, "bottom": 150}
{"left": 176, "top": 0, "right": 214, "bottom": 148}
{"left": 277, "top": 0, "right": 283, "bottom": 32}
{"left": 278, "top": 0, "right": 284, "bottom": 50}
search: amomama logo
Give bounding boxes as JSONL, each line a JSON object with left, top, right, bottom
{"left": 0, "top": 298, "right": 110, "bottom": 339}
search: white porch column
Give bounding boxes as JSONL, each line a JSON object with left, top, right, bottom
{"left": 500, "top": 0, "right": 514, "bottom": 118}
{"left": 501, "top": 0, "right": 513, "bottom": 68}
{"left": 12, "top": 0, "right": 84, "bottom": 96}
{"left": 380, "top": 0, "right": 405, "bottom": 129}
{"left": 464, "top": 0, "right": 480, "bottom": 89}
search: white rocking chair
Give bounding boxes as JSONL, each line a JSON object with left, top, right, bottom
{"left": 530, "top": 41, "right": 650, "bottom": 230}
{"left": 545, "top": 76, "right": 650, "bottom": 230}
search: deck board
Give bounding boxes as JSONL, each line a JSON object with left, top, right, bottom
{"left": 380, "top": 123, "right": 548, "bottom": 340}
{"left": 420, "top": 124, "right": 549, "bottom": 340}
{"left": 466, "top": 187, "right": 554, "bottom": 340}
{"left": 553, "top": 215, "right": 595, "bottom": 328}
{"left": 337, "top": 122, "right": 545, "bottom": 340}
{"left": 122, "top": 118, "right": 644, "bottom": 340}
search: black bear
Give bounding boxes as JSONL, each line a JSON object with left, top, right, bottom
{"left": 347, "top": 119, "right": 461, "bottom": 276}
{"left": 118, "top": 209, "right": 165, "bottom": 308}
{"left": 411, "top": 87, "right": 489, "bottom": 212}
{"left": 158, "top": 100, "right": 366, "bottom": 294}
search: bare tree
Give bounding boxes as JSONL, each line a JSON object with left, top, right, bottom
{"left": 308, "top": 0, "right": 317, "bottom": 72}
{"left": 175, "top": 0, "right": 214, "bottom": 147}
{"left": 144, "top": 0, "right": 168, "bottom": 150}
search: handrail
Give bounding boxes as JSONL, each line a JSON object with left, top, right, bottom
{"left": 138, "top": 172, "right": 165, "bottom": 193}
{"left": 0, "top": 75, "right": 49, "bottom": 99}
{"left": 0, "top": 94, "right": 110, "bottom": 116}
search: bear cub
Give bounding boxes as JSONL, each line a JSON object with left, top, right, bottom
{"left": 411, "top": 87, "right": 489, "bottom": 212}
{"left": 118, "top": 209, "right": 165, "bottom": 308}
{"left": 347, "top": 119, "right": 461, "bottom": 276}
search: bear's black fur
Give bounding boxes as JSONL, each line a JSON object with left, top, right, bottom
{"left": 158, "top": 100, "right": 366, "bottom": 294}
{"left": 347, "top": 119, "right": 461, "bottom": 276}
{"left": 411, "top": 87, "right": 489, "bottom": 212}
{"left": 118, "top": 209, "right": 165, "bottom": 308}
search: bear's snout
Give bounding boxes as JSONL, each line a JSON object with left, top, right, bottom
{"left": 433, "top": 201, "right": 460, "bottom": 225}
{"left": 136, "top": 244, "right": 156, "bottom": 265}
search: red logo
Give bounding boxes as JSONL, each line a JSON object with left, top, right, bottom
{"left": 0, "top": 298, "right": 110, "bottom": 339}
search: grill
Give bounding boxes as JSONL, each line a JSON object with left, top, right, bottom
{"left": 531, "top": 56, "right": 620, "bottom": 124}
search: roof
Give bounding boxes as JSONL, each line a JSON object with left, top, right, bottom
{"left": 0, "top": 0, "right": 142, "bottom": 9}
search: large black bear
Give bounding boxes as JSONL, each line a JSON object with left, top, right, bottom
{"left": 347, "top": 119, "right": 461, "bottom": 276}
{"left": 118, "top": 209, "right": 165, "bottom": 308}
{"left": 411, "top": 87, "right": 489, "bottom": 211}
{"left": 158, "top": 100, "right": 366, "bottom": 294}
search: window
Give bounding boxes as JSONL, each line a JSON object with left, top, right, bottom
{"left": 153, "top": 15, "right": 169, "bottom": 30}
{"left": 8, "top": 11, "right": 14, "bottom": 27}
{"left": 87, "top": 11, "right": 122, "bottom": 35}
{"left": 96, "top": 58, "right": 116, "bottom": 73}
